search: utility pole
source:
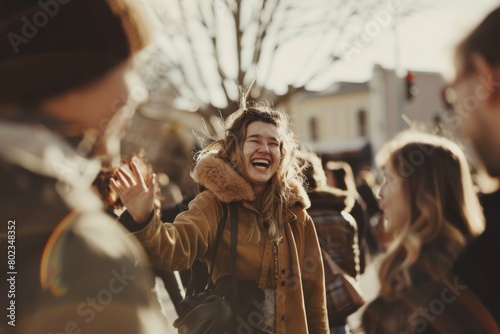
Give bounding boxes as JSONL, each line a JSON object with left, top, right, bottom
{"left": 393, "top": 11, "right": 405, "bottom": 131}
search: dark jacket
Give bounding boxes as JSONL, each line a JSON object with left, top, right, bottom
{"left": 0, "top": 123, "right": 170, "bottom": 334}
{"left": 454, "top": 189, "right": 500, "bottom": 326}
{"left": 307, "top": 187, "right": 360, "bottom": 279}
{"left": 306, "top": 187, "right": 360, "bottom": 327}
{"left": 362, "top": 246, "right": 500, "bottom": 334}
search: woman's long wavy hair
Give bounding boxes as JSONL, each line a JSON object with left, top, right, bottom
{"left": 376, "top": 131, "right": 485, "bottom": 296}
{"left": 197, "top": 95, "right": 302, "bottom": 242}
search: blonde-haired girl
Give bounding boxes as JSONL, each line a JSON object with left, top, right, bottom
{"left": 362, "top": 131, "right": 498, "bottom": 334}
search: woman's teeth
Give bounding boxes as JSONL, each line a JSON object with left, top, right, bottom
{"left": 252, "top": 159, "right": 270, "bottom": 169}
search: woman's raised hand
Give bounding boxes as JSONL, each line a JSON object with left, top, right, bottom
{"left": 111, "top": 160, "right": 156, "bottom": 223}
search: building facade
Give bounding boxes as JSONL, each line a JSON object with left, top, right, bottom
{"left": 286, "top": 64, "right": 446, "bottom": 171}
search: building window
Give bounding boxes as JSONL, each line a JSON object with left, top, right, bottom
{"left": 357, "top": 109, "right": 367, "bottom": 137}
{"left": 309, "top": 117, "right": 318, "bottom": 141}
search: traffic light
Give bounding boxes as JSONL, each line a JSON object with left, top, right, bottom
{"left": 405, "top": 71, "right": 418, "bottom": 101}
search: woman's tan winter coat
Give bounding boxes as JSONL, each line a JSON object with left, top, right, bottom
{"left": 133, "top": 154, "right": 329, "bottom": 333}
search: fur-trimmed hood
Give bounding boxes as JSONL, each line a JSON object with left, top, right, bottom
{"left": 191, "top": 153, "right": 310, "bottom": 208}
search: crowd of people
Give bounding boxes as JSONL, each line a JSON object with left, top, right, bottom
{"left": 1, "top": 0, "right": 500, "bottom": 333}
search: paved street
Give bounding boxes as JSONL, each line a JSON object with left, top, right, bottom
{"left": 155, "top": 274, "right": 183, "bottom": 332}
{"left": 348, "top": 255, "right": 382, "bottom": 333}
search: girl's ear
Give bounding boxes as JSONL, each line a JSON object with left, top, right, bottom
{"left": 471, "top": 53, "right": 500, "bottom": 105}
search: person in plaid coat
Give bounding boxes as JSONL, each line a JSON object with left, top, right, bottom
{"left": 299, "top": 151, "right": 360, "bottom": 334}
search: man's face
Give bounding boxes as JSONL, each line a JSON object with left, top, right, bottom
{"left": 76, "top": 62, "right": 136, "bottom": 130}
{"left": 41, "top": 61, "right": 144, "bottom": 136}
{"left": 446, "top": 59, "right": 500, "bottom": 176}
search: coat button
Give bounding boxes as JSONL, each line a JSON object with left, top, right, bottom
{"left": 281, "top": 280, "right": 286, "bottom": 286}
{"left": 281, "top": 315, "right": 287, "bottom": 321}
{"left": 281, "top": 269, "right": 286, "bottom": 275}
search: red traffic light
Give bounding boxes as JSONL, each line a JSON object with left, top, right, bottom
{"left": 406, "top": 71, "right": 415, "bottom": 83}
{"left": 405, "top": 71, "right": 417, "bottom": 101}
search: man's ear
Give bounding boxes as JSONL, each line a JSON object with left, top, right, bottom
{"left": 472, "top": 53, "right": 500, "bottom": 106}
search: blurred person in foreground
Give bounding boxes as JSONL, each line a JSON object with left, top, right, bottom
{"left": 299, "top": 151, "right": 359, "bottom": 334}
{"left": 362, "top": 131, "right": 499, "bottom": 334}
{"left": 444, "top": 5, "right": 500, "bottom": 326}
{"left": 0, "top": 0, "right": 170, "bottom": 333}
{"left": 111, "top": 98, "right": 329, "bottom": 333}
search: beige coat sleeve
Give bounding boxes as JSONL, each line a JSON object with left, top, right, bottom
{"left": 133, "top": 191, "right": 224, "bottom": 271}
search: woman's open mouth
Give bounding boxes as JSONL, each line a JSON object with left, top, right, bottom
{"left": 251, "top": 159, "right": 271, "bottom": 171}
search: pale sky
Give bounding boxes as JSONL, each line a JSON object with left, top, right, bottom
{"left": 304, "top": 0, "right": 500, "bottom": 89}
{"left": 144, "top": 0, "right": 500, "bottom": 106}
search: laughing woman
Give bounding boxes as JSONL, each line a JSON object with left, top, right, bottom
{"left": 362, "top": 131, "right": 499, "bottom": 334}
{"left": 111, "top": 99, "right": 328, "bottom": 333}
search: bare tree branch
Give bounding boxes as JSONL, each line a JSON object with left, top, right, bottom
{"left": 177, "top": 0, "right": 213, "bottom": 107}
{"left": 141, "top": 0, "right": 424, "bottom": 124}
{"left": 234, "top": 0, "right": 245, "bottom": 86}
{"left": 251, "top": 0, "right": 279, "bottom": 66}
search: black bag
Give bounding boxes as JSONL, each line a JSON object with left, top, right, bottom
{"left": 173, "top": 203, "right": 265, "bottom": 334}
{"left": 175, "top": 292, "right": 233, "bottom": 334}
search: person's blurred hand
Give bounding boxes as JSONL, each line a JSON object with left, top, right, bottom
{"left": 111, "top": 160, "right": 156, "bottom": 222}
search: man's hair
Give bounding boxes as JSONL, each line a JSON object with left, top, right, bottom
{"left": 456, "top": 6, "right": 500, "bottom": 75}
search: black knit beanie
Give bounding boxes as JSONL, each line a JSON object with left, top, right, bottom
{"left": 0, "top": 0, "right": 149, "bottom": 106}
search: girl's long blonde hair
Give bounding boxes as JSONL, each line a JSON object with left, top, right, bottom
{"left": 197, "top": 95, "right": 302, "bottom": 242}
{"left": 376, "top": 131, "right": 484, "bottom": 296}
